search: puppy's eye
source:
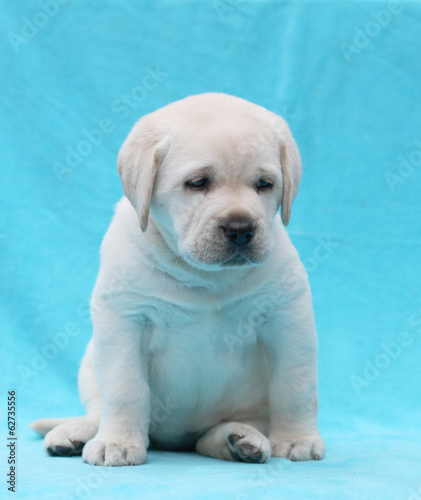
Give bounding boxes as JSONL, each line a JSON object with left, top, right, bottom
{"left": 186, "top": 178, "right": 208, "bottom": 189}
{"left": 257, "top": 179, "right": 273, "bottom": 189}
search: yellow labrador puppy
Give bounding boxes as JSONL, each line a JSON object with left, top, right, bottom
{"left": 32, "top": 93, "right": 325, "bottom": 465}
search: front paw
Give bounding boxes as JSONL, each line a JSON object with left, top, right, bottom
{"left": 82, "top": 437, "right": 147, "bottom": 466}
{"left": 270, "top": 433, "right": 325, "bottom": 461}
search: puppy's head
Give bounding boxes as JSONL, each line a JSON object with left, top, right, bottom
{"left": 118, "top": 93, "right": 302, "bottom": 270}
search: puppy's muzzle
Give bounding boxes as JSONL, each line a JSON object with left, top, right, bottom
{"left": 221, "top": 217, "right": 255, "bottom": 247}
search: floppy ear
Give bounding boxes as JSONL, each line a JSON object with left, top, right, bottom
{"left": 117, "top": 120, "right": 170, "bottom": 232}
{"left": 277, "top": 121, "right": 302, "bottom": 226}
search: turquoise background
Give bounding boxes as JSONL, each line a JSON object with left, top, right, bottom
{"left": 1, "top": 1, "right": 420, "bottom": 498}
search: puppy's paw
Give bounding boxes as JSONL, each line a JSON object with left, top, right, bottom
{"left": 270, "top": 433, "right": 325, "bottom": 461}
{"left": 45, "top": 420, "right": 98, "bottom": 457}
{"left": 82, "top": 437, "right": 147, "bottom": 466}
{"left": 227, "top": 426, "right": 271, "bottom": 463}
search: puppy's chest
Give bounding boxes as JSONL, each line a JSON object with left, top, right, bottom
{"left": 144, "top": 298, "right": 265, "bottom": 356}
{"left": 145, "top": 299, "right": 269, "bottom": 425}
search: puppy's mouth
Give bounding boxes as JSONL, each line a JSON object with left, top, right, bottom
{"left": 180, "top": 230, "right": 272, "bottom": 269}
{"left": 181, "top": 246, "right": 265, "bottom": 270}
{"left": 219, "top": 252, "right": 252, "bottom": 267}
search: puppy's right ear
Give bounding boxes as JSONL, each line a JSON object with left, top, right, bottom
{"left": 117, "top": 120, "right": 170, "bottom": 232}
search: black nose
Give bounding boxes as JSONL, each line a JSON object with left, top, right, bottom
{"left": 223, "top": 219, "right": 255, "bottom": 246}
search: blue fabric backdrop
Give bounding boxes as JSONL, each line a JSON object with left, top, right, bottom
{"left": 1, "top": 1, "right": 420, "bottom": 498}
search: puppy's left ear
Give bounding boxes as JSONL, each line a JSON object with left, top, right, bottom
{"left": 275, "top": 119, "right": 302, "bottom": 226}
{"left": 117, "top": 118, "right": 171, "bottom": 232}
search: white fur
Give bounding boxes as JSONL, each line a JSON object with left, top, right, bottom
{"left": 31, "top": 93, "right": 324, "bottom": 465}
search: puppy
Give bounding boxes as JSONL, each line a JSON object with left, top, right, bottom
{"left": 31, "top": 93, "right": 325, "bottom": 465}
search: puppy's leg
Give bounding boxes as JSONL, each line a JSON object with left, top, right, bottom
{"left": 263, "top": 285, "right": 325, "bottom": 461}
{"left": 196, "top": 422, "right": 271, "bottom": 463}
{"left": 44, "top": 418, "right": 99, "bottom": 456}
{"left": 43, "top": 341, "right": 100, "bottom": 456}
{"left": 81, "top": 307, "right": 150, "bottom": 466}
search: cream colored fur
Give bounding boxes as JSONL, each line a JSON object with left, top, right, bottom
{"left": 31, "top": 93, "right": 324, "bottom": 466}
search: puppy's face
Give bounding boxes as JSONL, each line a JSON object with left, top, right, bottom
{"left": 153, "top": 125, "right": 283, "bottom": 268}
{"left": 118, "top": 94, "right": 302, "bottom": 270}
